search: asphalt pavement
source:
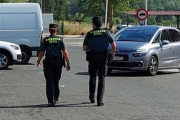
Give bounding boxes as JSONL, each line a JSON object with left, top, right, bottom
{"left": 1, "top": 38, "right": 180, "bottom": 120}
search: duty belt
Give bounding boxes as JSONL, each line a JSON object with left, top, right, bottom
{"left": 46, "top": 55, "right": 62, "bottom": 60}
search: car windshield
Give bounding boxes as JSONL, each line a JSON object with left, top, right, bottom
{"left": 114, "top": 26, "right": 159, "bottom": 42}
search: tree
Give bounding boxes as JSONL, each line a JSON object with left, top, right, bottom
{"left": 0, "top": 0, "right": 8, "bottom": 2}
{"left": 77, "top": 0, "right": 141, "bottom": 27}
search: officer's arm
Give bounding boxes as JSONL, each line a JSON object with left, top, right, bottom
{"left": 83, "top": 45, "right": 88, "bottom": 51}
{"left": 83, "top": 33, "right": 89, "bottom": 51}
{"left": 108, "top": 32, "right": 116, "bottom": 58}
{"left": 37, "top": 40, "right": 45, "bottom": 64}
{"left": 62, "top": 50, "right": 70, "bottom": 66}
{"left": 110, "top": 42, "right": 116, "bottom": 58}
{"left": 37, "top": 51, "right": 45, "bottom": 63}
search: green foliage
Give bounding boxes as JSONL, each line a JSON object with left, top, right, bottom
{"left": 0, "top": 0, "right": 8, "bottom": 2}
{"left": 147, "top": 16, "right": 157, "bottom": 25}
{"left": 161, "top": 20, "right": 174, "bottom": 26}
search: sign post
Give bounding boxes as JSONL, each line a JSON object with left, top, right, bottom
{"left": 136, "top": 8, "right": 148, "bottom": 25}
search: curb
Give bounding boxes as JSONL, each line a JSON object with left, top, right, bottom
{"left": 44, "top": 33, "right": 85, "bottom": 38}
{"left": 62, "top": 35, "right": 86, "bottom": 38}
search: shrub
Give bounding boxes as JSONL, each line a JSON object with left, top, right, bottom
{"left": 55, "top": 21, "right": 92, "bottom": 35}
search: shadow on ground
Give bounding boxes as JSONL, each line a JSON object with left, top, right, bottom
{"left": 0, "top": 102, "right": 97, "bottom": 108}
{"left": 14, "top": 63, "right": 35, "bottom": 65}
{"left": 76, "top": 72, "right": 89, "bottom": 76}
{"left": 107, "top": 69, "right": 180, "bottom": 77}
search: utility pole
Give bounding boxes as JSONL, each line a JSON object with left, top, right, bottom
{"left": 145, "top": 0, "right": 148, "bottom": 25}
{"left": 105, "top": 0, "right": 108, "bottom": 28}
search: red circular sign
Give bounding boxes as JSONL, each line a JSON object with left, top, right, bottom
{"left": 136, "top": 8, "right": 148, "bottom": 20}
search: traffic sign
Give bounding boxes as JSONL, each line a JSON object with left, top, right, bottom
{"left": 136, "top": 8, "right": 148, "bottom": 20}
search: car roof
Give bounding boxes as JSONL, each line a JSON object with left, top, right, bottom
{"left": 124, "top": 25, "right": 179, "bottom": 30}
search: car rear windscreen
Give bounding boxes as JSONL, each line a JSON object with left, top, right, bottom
{"left": 114, "top": 26, "right": 158, "bottom": 42}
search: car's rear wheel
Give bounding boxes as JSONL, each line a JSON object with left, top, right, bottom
{"left": 146, "top": 56, "right": 158, "bottom": 76}
{"left": 0, "top": 51, "right": 10, "bottom": 69}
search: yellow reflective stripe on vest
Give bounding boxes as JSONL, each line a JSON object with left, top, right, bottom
{"left": 45, "top": 38, "right": 61, "bottom": 43}
{"left": 90, "top": 30, "right": 106, "bottom": 36}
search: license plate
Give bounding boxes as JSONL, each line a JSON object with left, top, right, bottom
{"left": 113, "top": 56, "right": 123, "bottom": 60}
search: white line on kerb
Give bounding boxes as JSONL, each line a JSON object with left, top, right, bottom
{"left": 60, "top": 85, "right": 65, "bottom": 87}
{"left": 0, "top": 84, "right": 66, "bottom": 86}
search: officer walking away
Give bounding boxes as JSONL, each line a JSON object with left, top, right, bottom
{"left": 83, "top": 16, "right": 116, "bottom": 106}
{"left": 37, "top": 23, "right": 70, "bottom": 107}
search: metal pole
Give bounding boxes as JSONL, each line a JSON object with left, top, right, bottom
{"left": 145, "top": 0, "right": 148, "bottom": 25}
{"left": 105, "top": 0, "right": 108, "bottom": 28}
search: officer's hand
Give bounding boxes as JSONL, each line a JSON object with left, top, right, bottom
{"left": 111, "top": 54, "right": 115, "bottom": 60}
{"left": 37, "top": 62, "right": 41, "bottom": 67}
{"left": 66, "top": 64, "right": 71, "bottom": 71}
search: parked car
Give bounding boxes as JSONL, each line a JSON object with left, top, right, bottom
{"left": 0, "top": 41, "right": 22, "bottom": 69}
{"left": 115, "top": 24, "right": 132, "bottom": 33}
{"left": 107, "top": 25, "right": 180, "bottom": 76}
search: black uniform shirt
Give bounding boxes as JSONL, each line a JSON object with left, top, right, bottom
{"left": 83, "top": 27, "right": 114, "bottom": 52}
{"left": 39, "top": 35, "right": 65, "bottom": 57}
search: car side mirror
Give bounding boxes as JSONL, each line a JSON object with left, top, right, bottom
{"left": 162, "top": 40, "right": 169, "bottom": 45}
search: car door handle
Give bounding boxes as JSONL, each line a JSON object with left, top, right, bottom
{"left": 170, "top": 47, "right": 173, "bottom": 49}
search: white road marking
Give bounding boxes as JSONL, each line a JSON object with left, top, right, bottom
{"left": 60, "top": 85, "right": 65, "bottom": 88}
{"left": 65, "top": 41, "right": 83, "bottom": 47}
{"left": 39, "top": 72, "right": 44, "bottom": 74}
{"left": 0, "top": 84, "right": 66, "bottom": 87}
{"left": 33, "top": 68, "right": 37, "bottom": 70}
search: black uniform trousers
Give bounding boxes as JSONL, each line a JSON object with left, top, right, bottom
{"left": 88, "top": 51, "right": 107, "bottom": 102}
{"left": 43, "top": 57, "right": 63, "bottom": 104}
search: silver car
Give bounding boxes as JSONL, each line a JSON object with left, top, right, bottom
{"left": 107, "top": 25, "right": 180, "bottom": 76}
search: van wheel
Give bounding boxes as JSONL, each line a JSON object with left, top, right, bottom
{"left": 0, "top": 51, "right": 10, "bottom": 69}
{"left": 146, "top": 56, "right": 158, "bottom": 76}
{"left": 21, "top": 48, "right": 30, "bottom": 64}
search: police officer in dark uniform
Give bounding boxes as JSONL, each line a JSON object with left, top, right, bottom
{"left": 37, "top": 23, "right": 70, "bottom": 107}
{"left": 83, "top": 16, "right": 116, "bottom": 106}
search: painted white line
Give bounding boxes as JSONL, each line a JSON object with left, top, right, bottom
{"left": 0, "top": 84, "right": 46, "bottom": 86}
{"left": 60, "top": 85, "right": 65, "bottom": 88}
{"left": 39, "top": 72, "right": 44, "bottom": 74}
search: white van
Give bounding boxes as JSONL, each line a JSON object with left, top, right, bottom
{"left": 0, "top": 3, "right": 43, "bottom": 63}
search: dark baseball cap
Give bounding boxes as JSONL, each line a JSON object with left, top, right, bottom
{"left": 49, "top": 23, "right": 58, "bottom": 28}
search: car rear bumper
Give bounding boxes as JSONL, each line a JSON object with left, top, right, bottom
{"left": 108, "top": 61, "right": 148, "bottom": 71}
